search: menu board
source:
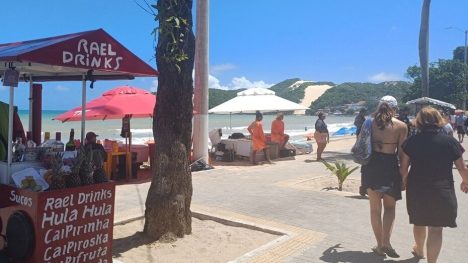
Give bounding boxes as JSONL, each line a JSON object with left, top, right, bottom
{"left": 0, "top": 182, "right": 115, "bottom": 263}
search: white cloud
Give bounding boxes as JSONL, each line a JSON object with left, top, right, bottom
{"left": 230, "top": 77, "right": 272, "bottom": 89}
{"left": 208, "top": 75, "right": 273, "bottom": 90}
{"left": 55, "top": 85, "right": 70, "bottom": 92}
{"left": 368, "top": 72, "right": 404, "bottom": 82}
{"left": 208, "top": 75, "right": 229, "bottom": 90}
{"left": 210, "top": 63, "right": 236, "bottom": 75}
{"left": 150, "top": 79, "right": 158, "bottom": 92}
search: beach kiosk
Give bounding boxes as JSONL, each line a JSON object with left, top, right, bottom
{"left": 0, "top": 29, "right": 158, "bottom": 262}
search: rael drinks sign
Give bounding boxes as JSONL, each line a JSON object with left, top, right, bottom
{"left": 62, "top": 39, "right": 123, "bottom": 71}
{"left": 0, "top": 182, "right": 115, "bottom": 263}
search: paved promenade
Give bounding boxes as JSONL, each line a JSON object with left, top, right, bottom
{"left": 114, "top": 136, "right": 468, "bottom": 262}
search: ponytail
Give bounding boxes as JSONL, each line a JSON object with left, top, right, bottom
{"left": 373, "top": 102, "right": 394, "bottom": 130}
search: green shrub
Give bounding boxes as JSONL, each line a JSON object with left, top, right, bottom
{"left": 322, "top": 161, "right": 359, "bottom": 191}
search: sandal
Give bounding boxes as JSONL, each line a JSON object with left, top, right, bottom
{"left": 382, "top": 246, "right": 400, "bottom": 258}
{"left": 411, "top": 250, "right": 425, "bottom": 259}
{"left": 371, "top": 246, "right": 386, "bottom": 257}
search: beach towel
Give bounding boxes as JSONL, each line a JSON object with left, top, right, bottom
{"left": 351, "top": 118, "right": 373, "bottom": 165}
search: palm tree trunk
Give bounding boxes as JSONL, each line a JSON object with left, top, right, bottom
{"left": 144, "top": 0, "right": 195, "bottom": 240}
{"left": 419, "top": 0, "right": 431, "bottom": 97}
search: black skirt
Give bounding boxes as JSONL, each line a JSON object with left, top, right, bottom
{"left": 361, "top": 152, "right": 402, "bottom": 200}
{"left": 406, "top": 178, "right": 457, "bottom": 227}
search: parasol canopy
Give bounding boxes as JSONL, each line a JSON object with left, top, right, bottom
{"left": 0, "top": 29, "right": 158, "bottom": 183}
{"left": 208, "top": 88, "right": 308, "bottom": 114}
{"left": 405, "top": 97, "right": 456, "bottom": 110}
{"left": 53, "top": 86, "right": 155, "bottom": 122}
{"left": 0, "top": 28, "right": 158, "bottom": 81}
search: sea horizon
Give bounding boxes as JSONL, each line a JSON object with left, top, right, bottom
{"left": 17, "top": 110, "right": 356, "bottom": 145}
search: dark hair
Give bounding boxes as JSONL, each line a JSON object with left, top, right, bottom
{"left": 373, "top": 102, "right": 394, "bottom": 130}
{"left": 317, "top": 112, "right": 325, "bottom": 118}
{"left": 255, "top": 111, "right": 263, "bottom": 121}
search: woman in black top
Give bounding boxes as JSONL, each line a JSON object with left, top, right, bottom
{"left": 400, "top": 107, "right": 468, "bottom": 262}
{"left": 314, "top": 112, "right": 329, "bottom": 161}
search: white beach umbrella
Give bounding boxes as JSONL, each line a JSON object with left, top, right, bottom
{"left": 209, "top": 88, "right": 308, "bottom": 114}
{"left": 406, "top": 97, "right": 456, "bottom": 110}
{"left": 208, "top": 88, "right": 308, "bottom": 129}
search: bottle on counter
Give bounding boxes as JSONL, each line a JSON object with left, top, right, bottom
{"left": 24, "top": 131, "right": 38, "bottom": 161}
{"left": 52, "top": 132, "right": 64, "bottom": 152}
{"left": 65, "top": 128, "right": 76, "bottom": 151}
{"left": 13, "top": 137, "right": 26, "bottom": 161}
{"left": 40, "top": 131, "right": 54, "bottom": 154}
{"left": 43, "top": 132, "right": 50, "bottom": 144}
{"left": 26, "top": 131, "right": 37, "bottom": 148}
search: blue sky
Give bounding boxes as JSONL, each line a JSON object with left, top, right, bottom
{"left": 0, "top": 0, "right": 467, "bottom": 110}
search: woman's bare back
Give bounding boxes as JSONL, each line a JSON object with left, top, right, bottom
{"left": 372, "top": 118, "right": 407, "bottom": 154}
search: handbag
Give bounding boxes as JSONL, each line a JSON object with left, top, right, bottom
{"left": 351, "top": 118, "right": 373, "bottom": 165}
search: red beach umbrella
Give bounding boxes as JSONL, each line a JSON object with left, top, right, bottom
{"left": 54, "top": 86, "right": 156, "bottom": 122}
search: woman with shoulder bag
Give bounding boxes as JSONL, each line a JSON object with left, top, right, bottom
{"left": 362, "top": 96, "right": 407, "bottom": 258}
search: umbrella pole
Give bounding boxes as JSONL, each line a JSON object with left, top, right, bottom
{"left": 81, "top": 74, "right": 86, "bottom": 143}
{"left": 230, "top": 112, "right": 232, "bottom": 131}
{"left": 6, "top": 85, "right": 15, "bottom": 180}
{"left": 129, "top": 118, "right": 132, "bottom": 152}
{"left": 28, "top": 76, "right": 33, "bottom": 132}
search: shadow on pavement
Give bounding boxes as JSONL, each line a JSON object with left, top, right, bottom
{"left": 304, "top": 152, "right": 355, "bottom": 163}
{"left": 323, "top": 151, "right": 355, "bottom": 161}
{"left": 320, "top": 244, "right": 422, "bottom": 263}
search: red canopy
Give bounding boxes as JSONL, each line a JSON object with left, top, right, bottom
{"left": 0, "top": 29, "right": 158, "bottom": 81}
{"left": 54, "top": 86, "right": 156, "bottom": 122}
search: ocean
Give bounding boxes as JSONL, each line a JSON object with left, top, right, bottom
{"left": 18, "top": 110, "right": 356, "bottom": 145}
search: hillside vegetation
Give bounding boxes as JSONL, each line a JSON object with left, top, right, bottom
{"left": 209, "top": 88, "right": 244, "bottom": 109}
{"left": 310, "top": 81, "right": 411, "bottom": 112}
{"left": 208, "top": 79, "right": 411, "bottom": 114}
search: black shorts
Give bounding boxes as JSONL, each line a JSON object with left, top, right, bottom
{"left": 457, "top": 126, "right": 465, "bottom": 134}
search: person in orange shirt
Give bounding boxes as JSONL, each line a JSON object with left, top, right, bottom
{"left": 248, "top": 111, "right": 271, "bottom": 165}
{"left": 271, "top": 112, "right": 289, "bottom": 149}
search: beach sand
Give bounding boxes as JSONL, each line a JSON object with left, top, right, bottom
{"left": 113, "top": 218, "right": 279, "bottom": 263}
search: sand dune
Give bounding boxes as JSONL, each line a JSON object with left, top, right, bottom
{"left": 294, "top": 83, "right": 333, "bottom": 114}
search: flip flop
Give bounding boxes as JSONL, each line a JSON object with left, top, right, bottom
{"left": 411, "top": 250, "right": 426, "bottom": 259}
{"left": 371, "top": 246, "right": 386, "bottom": 257}
{"left": 381, "top": 246, "right": 400, "bottom": 258}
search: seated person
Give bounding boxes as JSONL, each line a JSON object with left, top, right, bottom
{"left": 271, "top": 112, "right": 289, "bottom": 149}
{"left": 248, "top": 111, "right": 271, "bottom": 165}
{"left": 85, "top": 132, "right": 107, "bottom": 166}
{"left": 209, "top": 128, "right": 222, "bottom": 148}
